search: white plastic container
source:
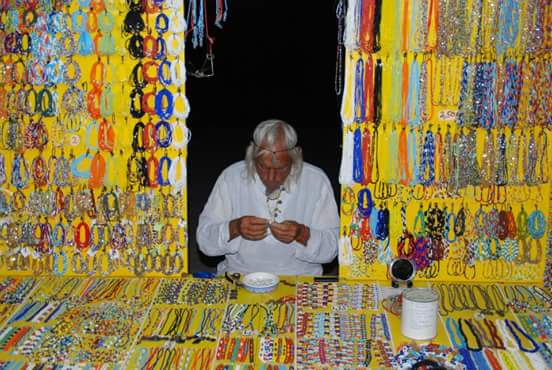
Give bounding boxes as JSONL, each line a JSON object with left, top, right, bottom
{"left": 400, "top": 288, "right": 439, "bottom": 340}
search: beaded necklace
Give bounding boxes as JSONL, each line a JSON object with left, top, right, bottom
{"left": 499, "top": 60, "right": 522, "bottom": 128}
{"left": 339, "top": 129, "right": 354, "bottom": 185}
{"left": 418, "top": 129, "right": 435, "bottom": 185}
{"left": 458, "top": 318, "right": 483, "bottom": 352}
{"left": 435, "top": 127, "right": 446, "bottom": 186}
{"left": 527, "top": 208, "right": 545, "bottom": 240}
{"left": 335, "top": 0, "right": 345, "bottom": 95}
{"left": 525, "top": 129, "right": 538, "bottom": 185}
{"left": 535, "top": 127, "right": 548, "bottom": 184}
{"left": 11, "top": 153, "right": 29, "bottom": 189}
{"left": 506, "top": 130, "right": 520, "bottom": 185}
{"left": 360, "top": 127, "right": 372, "bottom": 185}
{"left": 407, "top": 57, "right": 421, "bottom": 127}
{"left": 340, "top": 53, "right": 355, "bottom": 127}
{"left": 480, "top": 129, "right": 495, "bottom": 187}
{"left": 496, "top": 0, "right": 519, "bottom": 55}
{"left": 419, "top": 56, "right": 432, "bottom": 123}
{"left": 389, "top": 57, "right": 403, "bottom": 124}
{"left": 386, "top": 125, "right": 399, "bottom": 183}
{"left": 525, "top": 60, "right": 539, "bottom": 127}
{"left": 352, "top": 127, "right": 363, "bottom": 183}
{"left": 407, "top": 128, "right": 419, "bottom": 185}
{"left": 505, "top": 319, "right": 539, "bottom": 353}
{"left": 475, "top": 62, "right": 497, "bottom": 129}
{"left": 344, "top": 0, "right": 360, "bottom": 51}
{"left": 373, "top": 58, "right": 383, "bottom": 125}
{"left": 354, "top": 57, "right": 366, "bottom": 123}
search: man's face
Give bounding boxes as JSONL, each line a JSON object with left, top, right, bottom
{"left": 255, "top": 139, "right": 291, "bottom": 194}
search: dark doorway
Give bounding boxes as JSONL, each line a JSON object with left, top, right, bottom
{"left": 186, "top": 1, "right": 341, "bottom": 274}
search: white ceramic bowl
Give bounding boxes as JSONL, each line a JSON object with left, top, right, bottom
{"left": 242, "top": 272, "right": 279, "bottom": 293}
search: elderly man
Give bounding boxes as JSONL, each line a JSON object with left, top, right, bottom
{"left": 197, "top": 119, "right": 339, "bottom": 275}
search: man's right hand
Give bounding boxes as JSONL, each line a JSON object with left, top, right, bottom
{"left": 229, "top": 216, "right": 269, "bottom": 241}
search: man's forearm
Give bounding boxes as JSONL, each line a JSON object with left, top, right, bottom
{"left": 228, "top": 218, "right": 241, "bottom": 241}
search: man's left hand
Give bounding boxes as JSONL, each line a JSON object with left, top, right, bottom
{"left": 269, "top": 221, "right": 309, "bottom": 245}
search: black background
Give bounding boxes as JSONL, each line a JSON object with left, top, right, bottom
{"left": 186, "top": 1, "right": 341, "bottom": 274}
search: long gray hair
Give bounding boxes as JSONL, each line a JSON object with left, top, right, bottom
{"left": 245, "top": 119, "right": 303, "bottom": 186}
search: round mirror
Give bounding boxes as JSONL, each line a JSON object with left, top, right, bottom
{"left": 389, "top": 258, "right": 416, "bottom": 286}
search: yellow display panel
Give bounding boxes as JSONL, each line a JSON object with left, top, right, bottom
{"left": 338, "top": 1, "right": 551, "bottom": 283}
{"left": 0, "top": 0, "right": 188, "bottom": 276}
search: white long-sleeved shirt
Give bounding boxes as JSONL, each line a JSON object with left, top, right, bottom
{"left": 197, "top": 161, "right": 339, "bottom": 275}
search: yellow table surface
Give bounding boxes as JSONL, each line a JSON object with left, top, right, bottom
{"left": 0, "top": 275, "right": 549, "bottom": 369}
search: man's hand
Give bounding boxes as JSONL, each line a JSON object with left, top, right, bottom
{"left": 229, "top": 216, "right": 269, "bottom": 241}
{"left": 269, "top": 220, "right": 309, "bottom": 245}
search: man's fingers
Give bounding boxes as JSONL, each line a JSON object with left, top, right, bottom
{"left": 247, "top": 223, "right": 268, "bottom": 233}
{"left": 269, "top": 223, "right": 288, "bottom": 231}
{"left": 239, "top": 217, "right": 299, "bottom": 243}
{"left": 270, "top": 225, "right": 296, "bottom": 243}
{"left": 249, "top": 217, "right": 269, "bottom": 225}
{"left": 239, "top": 217, "right": 267, "bottom": 234}
{"left": 247, "top": 229, "right": 267, "bottom": 238}
{"left": 243, "top": 228, "right": 265, "bottom": 237}
{"left": 271, "top": 229, "right": 293, "bottom": 238}
{"left": 270, "top": 224, "right": 294, "bottom": 234}
{"left": 242, "top": 222, "right": 268, "bottom": 238}
{"left": 243, "top": 228, "right": 268, "bottom": 240}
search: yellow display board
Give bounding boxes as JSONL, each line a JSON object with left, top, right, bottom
{"left": 338, "top": 0, "right": 551, "bottom": 283}
{"left": 0, "top": 0, "right": 189, "bottom": 276}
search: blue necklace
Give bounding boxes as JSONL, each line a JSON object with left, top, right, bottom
{"left": 157, "top": 155, "right": 172, "bottom": 187}
{"left": 71, "top": 152, "right": 93, "bottom": 179}
{"left": 155, "top": 89, "right": 174, "bottom": 120}
{"left": 353, "top": 127, "right": 364, "bottom": 184}
{"left": 457, "top": 61, "right": 470, "bottom": 127}
{"left": 155, "top": 120, "right": 173, "bottom": 148}
{"left": 470, "top": 349, "right": 491, "bottom": 370}
{"left": 158, "top": 60, "right": 172, "bottom": 86}
{"left": 11, "top": 154, "right": 29, "bottom": 189}
{"left": 505, "top": 319, "right": 539, "bottom": 353}
{"left": 418, "top": 130, "right": 435, "bottom": 185}
{"left": 445, "top": 317, "right": 466, "bottom": 349}
{"left": 499, "top": 60, "right": 522, "bottom": 128}
{"left": 474, "top": 62, "right": 496, "bottom": 129}
{"left": 527, "top": 209, "right": 545, "bottom": 240}
{"left": 53, "top": 251, "right": 68, "bottom": 276}
{"left": 496, "top": 0, "right": 519, "bottom": 55}
{"left": 375, "top": 206, "right": 389, "bottom": 240}
{"left": 357, "top": 188, "right": 373, "bottom": 219}
{"left": 353, "top": 58, "right": 366, "bottom": 123}
{"left": 369, "top": 206, "right": 378, "bottom": 235}
{"left": 458, "top": 348, "right": 478, "bottom": 370}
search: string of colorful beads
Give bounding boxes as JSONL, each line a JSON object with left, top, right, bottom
{"left": 296, "top": 282, "right": 379, "bottom": 311}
